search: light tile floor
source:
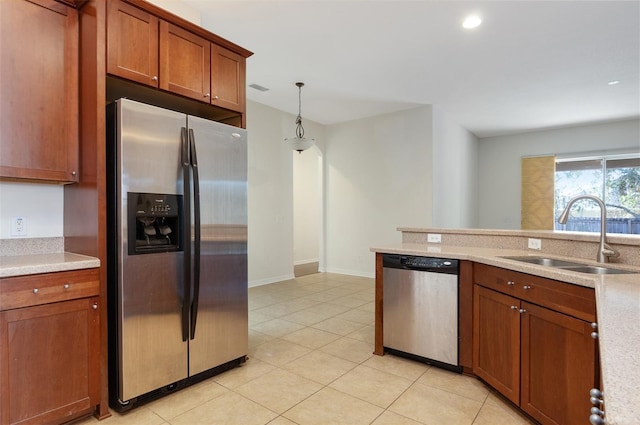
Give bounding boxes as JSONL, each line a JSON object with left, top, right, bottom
{"left": 75, "top": 273, "right": 534, "bottom": 425}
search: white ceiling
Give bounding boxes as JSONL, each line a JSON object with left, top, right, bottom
{"left": 182, "top": 0, "right": 640, "bottom": 138}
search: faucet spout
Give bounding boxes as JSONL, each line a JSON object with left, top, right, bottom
{"left": 558, "top": 195, "right": 619, "bottom": 263}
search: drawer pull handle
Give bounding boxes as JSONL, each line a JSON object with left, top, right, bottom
{"left": 506, "top": 281, "right": 515, "bottom": 286}
{"left": 33, "top": 288, "right": 39, "bottom": 294}
{"left": 64, "top": 284, "right": 70, "bottom": 289}
{"left": 523, "top": 285, "right": 532, "bottom": 290}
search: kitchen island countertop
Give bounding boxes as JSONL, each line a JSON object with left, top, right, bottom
{"left": 371, "top": 242, "right": 640, "bottom": 425}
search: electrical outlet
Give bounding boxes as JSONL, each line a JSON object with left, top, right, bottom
{"left": 427, "top": 233, "right": 442, "bottom": 243}
{"left": 11, "top": 217, "right": 27, "bottom": 236}
{"left": 528, "top": 238, "right": 542, "bottom": 250}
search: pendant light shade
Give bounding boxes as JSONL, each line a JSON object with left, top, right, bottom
{"left": 285, "top": 82, "right": 315, "bottom": 153}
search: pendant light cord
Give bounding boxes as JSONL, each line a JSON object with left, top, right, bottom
{"left": 296, "top": 83, "right": 305, "bottom": 139}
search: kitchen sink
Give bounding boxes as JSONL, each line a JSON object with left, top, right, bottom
{"left": 501, "top": 256, "right": 638, "bottom": 275}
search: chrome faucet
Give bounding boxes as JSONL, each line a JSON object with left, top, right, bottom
{"left": 558, "top": 195, "right": 619, "bottom": 263}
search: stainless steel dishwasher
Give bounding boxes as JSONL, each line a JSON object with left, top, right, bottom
{"left": 382, "top": 254, "right": 461, "bottom": 372}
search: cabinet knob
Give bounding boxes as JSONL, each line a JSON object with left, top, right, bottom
{"left": 204, "top": 92, "right": 210, "bottom": 98}
{"left": 591, "top": 322, "right": 598, "bottom": 330}
{"left": 510, "top": 305, "right": 519, "bottom": 310}
{"left": 590, "top": 388, "right": 603, "bottom": 398}
{"left": 71, "top": 171, "right": 77, "bottom": 176}
{"left": 590, "top": 407, "right": 604, "bottom": 416}
{"left": 591, "top": 332, "right": 599, "bottom": 339}
{"left": 523, "top": 285, "right": 532, "bottom": 290}
{"left": 590, "top": 396, "right": 604, "bottom": 406}
{"left": 92, "top": 303, "right": 98, "bottom": 310}
{"left": 519, "top": 308, "right": 527, "bottom": 314}
{"left": 506, "top": 280, "right": 515, "bottom": 286}
{"left": 33, "top": 288, "right": 39, "bottom": 294}
{"left": 152, "top": 76, "right": 158, "bottom": 81}
{"left": 64, "top": 283, "right": 70, "bottom": 289}
{"left": 213, "top": 95, "right": 219, "bottom": 100}
{"left": 589, "top": 414, "right": 605, "bottom": 425}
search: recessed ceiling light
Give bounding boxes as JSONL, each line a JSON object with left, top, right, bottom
{"left": 462, "top": 15, "right": 482, "bottom": 29}
{"left": 607, "top": 80, "right": 621, "bottom": 86}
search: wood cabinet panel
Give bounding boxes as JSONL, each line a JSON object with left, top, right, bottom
{"left": 159, "top": 21, "right": 211, "bottom": 102}
{"left": 0, "top": 297, "right": 100, "bottom": 425}
{"left": 0, "top": 268, "right": 100, "bottom": 311}
{"left": 474, "top": 263, "right": 596, "bottom": 322}
{"left": 211, "top": 44, "right": 246, "bottom": 112}
{"left": 473, "top": 285, "right": 520, "bottom": 404}
{"left": 0, "top": 0, "right": 79, "bottom": 183}
{"left": 521, "top": 302, "right": 597, "bottom": 425}
{"left": 107, "top": 0, "right": 159, "bottom": 86}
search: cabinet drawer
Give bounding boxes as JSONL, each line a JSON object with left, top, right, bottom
{"left": 0, "top": 268, "right": 99, "bottom": 311}
{"left": 474, "top": 263, "right": 596, "bottom": 322}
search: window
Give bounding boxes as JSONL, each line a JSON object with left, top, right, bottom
{"left": 555, "top": 155, "right": 640, "bottom": 234}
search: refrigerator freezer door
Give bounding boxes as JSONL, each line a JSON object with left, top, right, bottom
{"left": 116, "top": 99, "right": 189, "bottom": 401}
{"left": 187, "top": 115, "right": 248, "bottom": 376}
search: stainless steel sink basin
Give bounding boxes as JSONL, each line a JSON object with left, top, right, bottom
{"left": 501, "top": 256, "right": 585, "bottom": 267}
{"left": 501, "top": 256, "right": 638, "bottom": 275}
{"left": 559, "top": 265, "right": 637, "bottom": 275}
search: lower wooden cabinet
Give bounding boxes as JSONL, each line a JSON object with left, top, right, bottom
{"left": 0, "top": 270, "right": 100, "bottom": 425}
{"left": 473, "top": 267, "right": 598, "bottom": 425}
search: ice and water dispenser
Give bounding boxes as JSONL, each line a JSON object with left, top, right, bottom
{"left": 127, "top": 192, "right": 183, "bottom": 255}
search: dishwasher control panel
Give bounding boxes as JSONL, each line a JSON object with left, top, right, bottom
{"left": 383, "top": 254, "right": 458, "bottom": 273}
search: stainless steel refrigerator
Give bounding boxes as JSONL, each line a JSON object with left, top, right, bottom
{"left": 106, "top": 98, "right": 248, "bottom": 410}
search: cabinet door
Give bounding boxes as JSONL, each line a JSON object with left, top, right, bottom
{"left": 0, "top": 297, "right": 100, "bottom": 425}
{"left": 0, "top": 0, "right": 79, "bottom": 183}
{"left": 159, "top": 21, "right": 211, "bottom": 102}
{"left": 107, "top": 0, "right": 159, "bottom": 87}
{"left": 211, "top": 44, "right": 246, "bottom": 112}
{"left": 473, "top": 285, "right": 520, "bottom": 404}
{"left": 520, "top": 302, "right": 597, "bottom": 425}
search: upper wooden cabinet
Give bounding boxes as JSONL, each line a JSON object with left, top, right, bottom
{"left": 106, "top": 0, "right": 249, "bottom": 114}
{"left": 211, "top": 44, "right": 246, "bottom": 112}
{"left": 0, "top": 0, "right": 79, "bottom": 183}
{"left": 159, "top": 21, "right": 211, "bottom": 102}
{"left": 107, "top": 0, "right": 159, "bottom": 87}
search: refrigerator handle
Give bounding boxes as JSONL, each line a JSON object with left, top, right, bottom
{"left": 181, "top": 127, "right": 191, "bottom": 342}
{"left": 188, "top": 129, "right": 201, "bottom": 339}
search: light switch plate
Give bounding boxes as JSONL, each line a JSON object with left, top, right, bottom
{"left": 427, "top": 233, "right": 442, "bottom": 243}
{"left": 528, "top": 238, "right": 542, "bottom": 250}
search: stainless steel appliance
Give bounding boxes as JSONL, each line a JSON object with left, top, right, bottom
{"left": 382, "top": 254, "right": 461, "bottom": 372}
{"left": 106, "top": 99, "right": 248, "bottom": 410}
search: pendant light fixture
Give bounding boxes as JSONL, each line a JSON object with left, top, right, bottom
{"left": 285, "top": 82, "right": 315, "bottom": 153}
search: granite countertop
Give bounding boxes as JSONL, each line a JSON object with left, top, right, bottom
{"left": 0, "top": 252, "right": 100, "bottom": 278}
{"left": 371, "top": 243, "right": 640, "bottom": 425}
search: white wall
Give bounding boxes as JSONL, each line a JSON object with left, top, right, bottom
{"left": 432, "top": 106, "right": 479, "bottom": 228}
{"left": 145, "top": 0, "right": 201, "bottom": 24}
{"left": 0, "top": 182, "right": 64, "bottom": 239}
{"left": 293, "top": 145, "right": 322, "bottom": 267}
{"left": 477, "top": 119, "right": 640, "bottom": 229}
{"left": 245, "top": 101, "right": 295, "bottom": 286}
{"left": 324, "top": 106, "right": 434, "bottom": 277}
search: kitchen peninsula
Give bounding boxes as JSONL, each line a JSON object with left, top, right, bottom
{"left": 371, "top": 228, "right": 640, "bottom": 425}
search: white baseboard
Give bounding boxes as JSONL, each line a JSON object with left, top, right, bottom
{"left": 249, "top": 274, "right": 295, "bottom": 288}
{"left": 324, "top": 267, "right": 375, "bottom": 279}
